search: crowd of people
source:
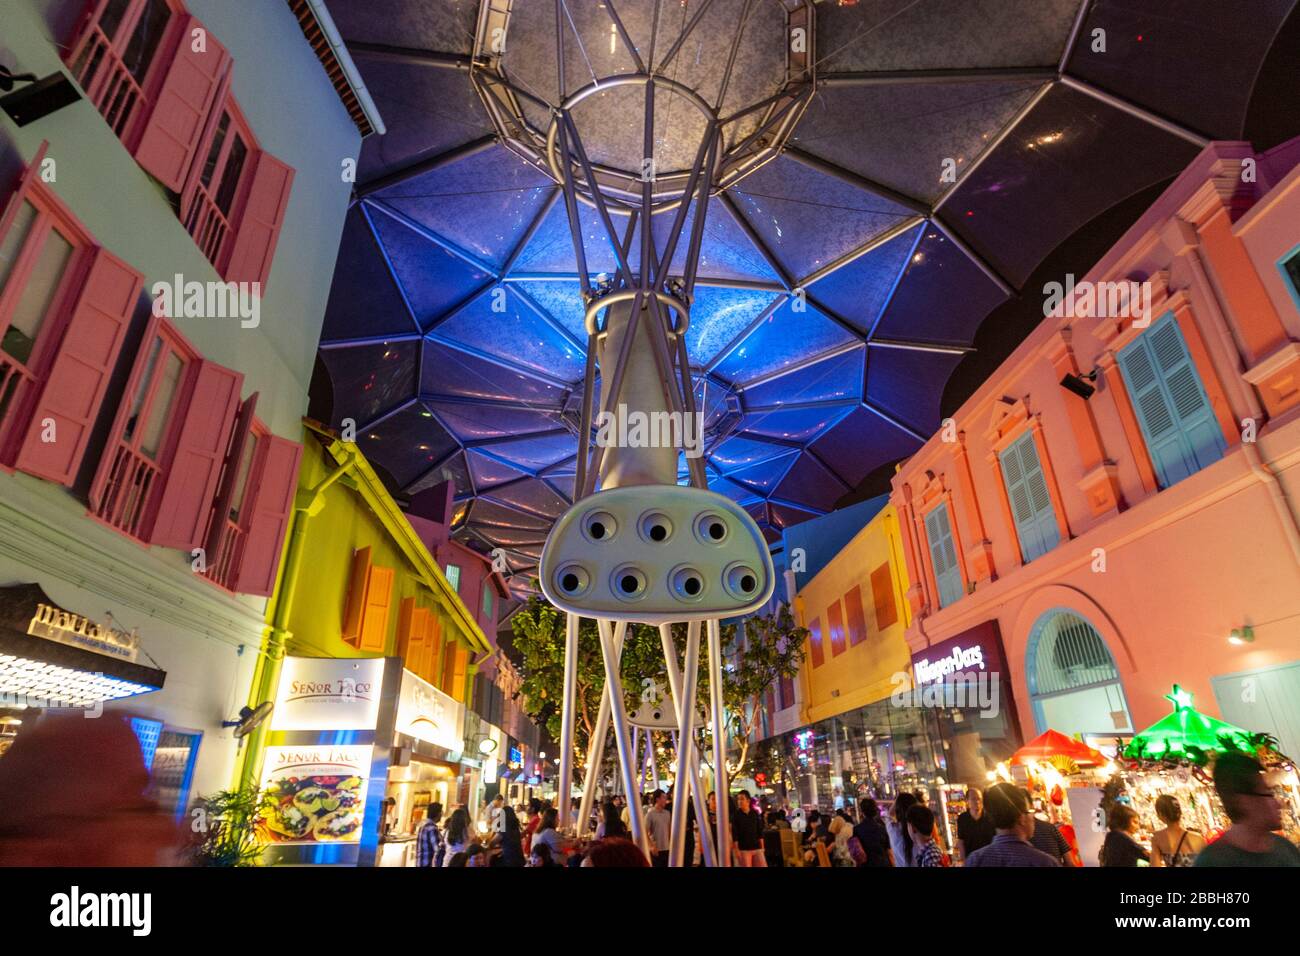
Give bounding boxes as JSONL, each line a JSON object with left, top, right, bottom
{"left": 413, "top": 750, "right": 1298, "bottom": 868}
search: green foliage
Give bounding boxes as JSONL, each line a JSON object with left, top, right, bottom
{"left": 188, "top": 787, "right": 267, "bottom": 867}
{"left": 509, "top": 596, "right": 806, "bottom": 775}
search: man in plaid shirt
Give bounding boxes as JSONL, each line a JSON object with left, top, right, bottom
{"left": 964, "top": 785, "right": 1060, "bottom": 867}
{"left": 416, "top": 803, "right": 445, "bottom": 868}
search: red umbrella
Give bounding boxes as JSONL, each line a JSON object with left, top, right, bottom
{"left": 1010, "top": 729, "right": 1107, "bottom": 767}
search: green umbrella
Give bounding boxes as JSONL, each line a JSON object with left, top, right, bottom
{"left": 1122, "top": 685, "right": 1258, "bottom": 764}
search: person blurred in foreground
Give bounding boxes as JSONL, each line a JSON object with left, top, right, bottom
{"left": 907, "top": 805, "right": 945, "bottom": 867}
{"left": 852, "top": 798, "right": 893, "bottom": 866}
{"left": 963, "top": 783, "right": 1060, "bottom": 867}
{"left": 583, "top": 836, "right": 650, "bottom": 867}
{"left": 0, "top": 712, "right": 181, "bottom": 866}
{"left": 1196, "top": 752, "right": 1300, "bottom": 867}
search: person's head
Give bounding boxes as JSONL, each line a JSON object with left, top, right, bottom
{"left": 501, "top": 804, "right": 521, "bottom": 837}
{"left": 528, "top": 798, "right": 542, "bottom": 818}
{"left": 492, "top": 794, "right": 504, "bottom": 807}
{"left": 583, "top": 837, "right": 650, "bottom": 867}
{"left": 465, "top": 845, "right": 488, "bottom": 867}
{"left": 529, "top": 843, "right": 555, "bottom": 867}
{"left": 447, "top": 851, "right": 469, "bottom": 867}
{"left": 966, "top": 788, "right": 983, "bottom": 817}
{"left": 1213, "top": 751, "right": 1282, "bottom": 830}
{"left": 983, "top": 783, "right": 1033, "bottom": 840}
{"left": 913, "top": 789, "right": 929, "bottom": 807}
{"left": 1107, "top": 803, "right": 1139, "bottom": 834}
{"left": 776, "top": 809, "right": 787, "bottom": 822}
{"left": 858, "top": 797, "right": 880, "bottom": 822}
{"left": 540, "top": 807, "right": 558, "bottom": 832}
{"left": 807, "top": 809, "right": 822, "bottom": 827}
{"left": 447, "top": 807, "right": 471, "bottom": 843}
{"left": 613, "top": 794, "right": 624, "bottom": 808}
{"left": 736, "top": 791, "right": 752, "bottom": 814}
{"left": 1154, "top": 794, "right": 1182, "bottom": 827}
{"left": 906, "top": 804, "right": 935, "bottom": 844}
{"left": 652, "top": 788, "right": 667, "bottom": 810}
{"left": 892, "top": 791, "right": 918, "bottom": 824}
{"left": 427, "top": 801, "right": 443, "bottom": 825}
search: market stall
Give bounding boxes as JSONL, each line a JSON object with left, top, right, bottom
{"left": 1100, "top": 686, "right": 1300, "bottom": 852}
{"left": 1002, "top": 729, "right": 1111, "bottom": 865}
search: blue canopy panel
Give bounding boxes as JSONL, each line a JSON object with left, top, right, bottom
{"left": 465, "top": 448, "right": 531, "bottom": 491}
{"left": 420, "top": 340, "right": 569, "bottom": 405}
{"left": 374, "top": 145, "right": 557, "bottom": 271}
{"left": 815, "top": 0, "right": 1081, "bottom": 72}
{"left": 738, "top": 347, "right": 863, "bottom": 409}
{"left": 684, "top": 287, "right": 783, "bottom": 368}
{"left": 873, "top": 228, "right": 1009, "bottom": 346}
{"left": 739, "top": 405, "right": 856, "bottom": 444}
{"left": 426, "top": 401, "right": 565, "bottom": 444}
{"left": 366, "top": 201, "right": 493, "bottom": 328}
{"left": 791, "top": 79, "right": 1048, "bottom": 207}
{"left": 711, "top": 298, "right": 858, "bottom": 384}
{"left": 726, "top": 154, "right": 918, "bottom": 283}
{"left": 803, "top": 221, "right": 921, "bottom": 338}
{"left": 430, "top": 284, "right": 585, "bottom": 382}
{"left": 772, "top": 453, "right": 852, "bottom": 516}
{"left": 939, "top": 83, "right": 1200, "bottom": 289}
{"left": 318, "top": 338, "right": 420, "bottom": 429}
{"left": 1066, "top": 0, "right": 1298, "bottom": 141}
{"left": 321, "top": 206, "right": 420, "bottom": 341}
{"left": 507, "top": 279, "right": 588, "bottom": 345}
{"left": 866, "top": 348, "right": 965, "bottom": 438}
{"left": 650, "top": 197, "right": 784, "bottom": 284}
{"left": 808, "top": 405, "right": 926, "bottom": 489}
{"left": 359, "top": 402, "right": 461, "bottom": 490}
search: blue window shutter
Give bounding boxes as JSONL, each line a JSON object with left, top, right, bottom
{"left": 1118, "top": 314, "right": 1225, "bottom": 489}
{"left": 925, "top": 503, "right": 963, "bottom": 608}
{"left": 1001, "top": 431, "right": 1060, "bottom": 563}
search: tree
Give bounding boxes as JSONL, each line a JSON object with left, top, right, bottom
{"left": 187, "top": 787, "right": 267, "bottom": 866}
{"left": 509, "top": 597, "right": 806, "bottom": 782}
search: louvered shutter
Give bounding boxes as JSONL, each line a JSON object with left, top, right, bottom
{"left": 807, "top": 616, "right": 824, "bottom": 668}
{"left": 827, "top": 599, "right": 846, "bottom": 657}
{"left": 925, "top": 504, "right": 963, "bottom": 608}
{"left": 843, "top": 585, "right": 868, "bottom": 646}
{"left": 222, "top": 151, "right": 294, "bottom": 290}
{"left": 1000, "top": 431, "right": 1060, "bottom": 563}
{"left": 1118, "top": 315, "right": 1225, "bottom": 489}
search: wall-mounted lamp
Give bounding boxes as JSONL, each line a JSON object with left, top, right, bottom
{"left": 1228, "top": 626, "right": 1255, "bottom": 645}
{"left": 1059, "top": 369, "right": 1099, "bottom": 400}
{"left": 1, "top": 65, "right": 82, "bottom": 127}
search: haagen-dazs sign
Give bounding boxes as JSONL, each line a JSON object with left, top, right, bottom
{"left": 270, "top": 657, "right": 385, "bottom": 731}
{"left": 913, "top": 643, "right": 986, "bottom": 685}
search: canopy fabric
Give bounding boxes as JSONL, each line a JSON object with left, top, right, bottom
{"left": 1123, "top": 686, "right": 1256, "bottom": 763}
{"left": 1010, "top": 729, "right": 1106, "bottom": 767}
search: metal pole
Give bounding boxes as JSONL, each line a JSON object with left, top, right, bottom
{"left": 662, "top": 621, "right": 714, "bottom": 866}
{"left": 557, "top": 612, "right": 580, "bottom": 829}
{"left": 597, "top": 618, "right": 650, "bottom": 855}
{"left": 577, "top": 621, "right": 626, "bottom": 837}
{"left": 707, "top": 616, "right": 731, "bottom": 865}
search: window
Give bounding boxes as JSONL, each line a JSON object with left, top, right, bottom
{"left": 181, "top": 97, "right": 295, "bottom": 289}
{"left": 445, "top": 564, "right": 461, "bottom": 593}
{"left": 67, "top": 0, "right": 184, "bottom": 140}
{"left": 0, "top": 152, "right": 142, "bottom": 486}
{"left": 1279, "top": 245, "right": 1300, "bottom": 312}
{"left": 999, "top": 430, "right": 1061, "bottom": 563}
{"left": 1026, "top": 609, "right": 1132, "bottom": 736}
{"left": 869, "top": 563, "right": 898, "bottom": 629}
{"left": 1117, "top": 313, "right": 1226, "bottom": 490}
{"left": 481, "top": 584, "right": 494, "bottom": 625}
{"left": 89, "top": 318, "right": 245, "bottom": 547}
{"left": 341, "top": 547, "right": 395, "bottom": 652}
{"left": 923, "top": 502, "right": 963, "bottom": 609}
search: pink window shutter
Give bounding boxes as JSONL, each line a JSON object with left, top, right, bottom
{"left": 0, "top": 141, "right": 49, "bottom": 242}
{"left": 233, "top": 435, "right": 301, "bottom": 596}
{"left": 132, "top": 14, "right": 232, "bottom": 191}
{"left": 88, "top": 312, "right": 163, "bottom": 513}
{"left": 203, "top": 391, "right": 258, "bottom": 557}
{"left": 14, "top": 247, "right": 143, "bottom": 485}
{"left": 221, "top": 151, "right": 294, "bottom": 291}
{"left": 149, "top": 358, "right": 242, "bottom": 549}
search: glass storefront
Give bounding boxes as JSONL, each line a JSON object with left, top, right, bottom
{"left": 752, "top": 621, "right": 1022, "bottom": 816}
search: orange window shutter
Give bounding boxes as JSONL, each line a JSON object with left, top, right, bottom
{"left": 341, "top": 547, "right": 373, "bottom": 646}
{"left": 410, "top": 606, "right": 431, "bottom": 676}
{"left": 396, "top": 597, "right": 417, "bottom": 664}
{"left": 426, "top": 616, "right": 443, "bottom": 685}
{"left": 453, "top": 645, "right": 469, "bottom": 702}
{"left": 359, "top": 565, "right": 395, "bottom": 653}
{"left": 442, "top": 639, "right": 457, "bottom": 694}
{"left": 870, "top": 562, "right": 899, "bottom": 629}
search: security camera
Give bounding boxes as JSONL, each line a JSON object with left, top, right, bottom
{"left": 1059, "top": 370, "right": 1098, "bottom": 400}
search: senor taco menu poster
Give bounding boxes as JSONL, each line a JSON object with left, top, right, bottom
{"left": 258, "top": 745, "right": 373, "bottom": 844}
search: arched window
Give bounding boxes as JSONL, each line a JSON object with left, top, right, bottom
{"left": 1025, "top": 609, "right": 1132, "bottom": 737}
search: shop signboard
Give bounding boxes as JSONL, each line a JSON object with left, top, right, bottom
{"left": 258, "top": 744, "right": 374, "bottom": 845}
{"left": 910, "top": 622, "right": 1007, "bottom": 686}
{"left": 270, "top": 657, "right": 385, "bottom": 731}
{"left": 394, "top": 667, "right": 464, "bottom": 752}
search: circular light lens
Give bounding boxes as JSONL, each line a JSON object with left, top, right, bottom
{"left": 610, "top": 565, "right": 648, "bottom": 602}
{"left": 693, "top": 511, "right": 730, "bottom": 546}
{"left": 638, "top": 510, "right": 673, "bottom": 544}
{"left": 723, "top": 562, "right": 761, "bottom": 601}
{"left": 582, "top": 510, "right": 618, "bottom": 543}
{"left": 669, "top": 564, "right": 706, "bottom": 603}
{"left": 554, "top": 563, "right": 591, "bottom": 597}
